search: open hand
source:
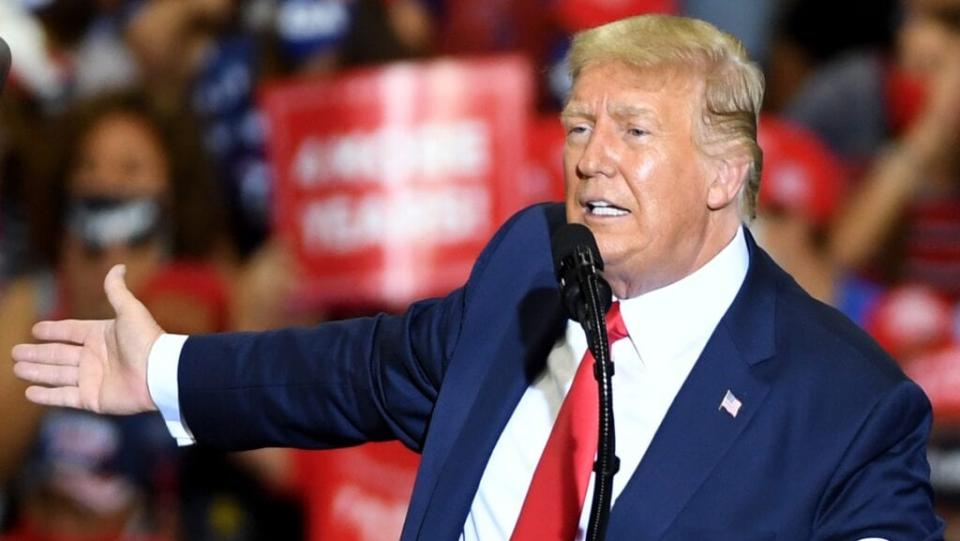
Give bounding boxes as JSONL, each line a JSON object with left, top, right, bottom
{"left": 11, "top": 265, "right": 163, "bottom": 414}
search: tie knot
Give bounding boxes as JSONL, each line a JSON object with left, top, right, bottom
{"left": 605, "top": 301, "right": 629, "bottom": 343}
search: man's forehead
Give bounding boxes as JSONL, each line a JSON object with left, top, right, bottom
{"left": 562, "top": 62, "right": 702, "bottom": 117}
{"left": 575, "top": 60, "right": 701, "bottom": 87}
{"left": 561, "top": 101, "right": 660, "bottom": 120}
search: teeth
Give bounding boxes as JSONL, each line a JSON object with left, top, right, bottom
{"left": 585, "top": 200, "right": 629, "bottom": 216}
{"left": 590, "top": 206, "right": 629, "bottom": 216}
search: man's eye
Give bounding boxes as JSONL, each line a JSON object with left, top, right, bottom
{"left": 627, "top": 128, "right": 648, "bottom": 137}
{"left": 568, "top": 125, "right": 589, "bottom": 135}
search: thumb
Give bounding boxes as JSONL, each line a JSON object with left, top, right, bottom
{"left": 104, "top": 264, "right": 140, "bottom": 317}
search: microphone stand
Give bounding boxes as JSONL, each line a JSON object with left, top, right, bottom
{"left": 582, "top": 269, "right": 617, "bottom": 541}
{"left": 563, "top": 243, "right": 617, "bottom": 541}
{"left": 552, "top": 226, "right": 618, "bottom": 541}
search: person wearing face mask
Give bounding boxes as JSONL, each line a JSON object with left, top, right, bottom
{"left": 0, "top": 90, "right": 226, "bottom": 540}
{"left": 13, "top": 15, "right": 944, "bottom": 539}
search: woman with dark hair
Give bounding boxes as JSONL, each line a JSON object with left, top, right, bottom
{"left": 0, "top": 89, "right": 228, "bottom": 540}
{"left": 29, "top": 89, "right": 226, "bottom": 316}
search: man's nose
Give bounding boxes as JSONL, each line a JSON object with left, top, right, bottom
{"left": 576, "top": 127, "right": 617, "bottom": 180}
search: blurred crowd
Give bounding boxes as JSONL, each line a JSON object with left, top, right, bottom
{"left": 1, "top": 0, "right": 960, "bottom": 539}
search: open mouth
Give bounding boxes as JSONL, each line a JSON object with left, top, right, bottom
{"left": 584, "top": 200, "right": 630, "bottom": 217}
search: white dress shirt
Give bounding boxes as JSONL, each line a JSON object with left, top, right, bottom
{"left": 147, "top": 333, "right": 193, "bottom": 445}
{"left": 460, "top": 227, "right": 748, "bottom": 540}
{"left": 147, "top": 227, "right": 750, "bottom": 536}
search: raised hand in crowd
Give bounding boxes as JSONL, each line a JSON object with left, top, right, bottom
{"left": 829, "top": 29, "right": 960, "bottom": 269}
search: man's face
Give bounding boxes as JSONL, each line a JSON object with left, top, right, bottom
{"left": 562, "top": 61, "right": 737, "bottom": 298}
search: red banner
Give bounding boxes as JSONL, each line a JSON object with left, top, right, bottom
{"left": 524, "top": 115, "right": 567, "bottom": 204}
{"left": 263, "top": 56, "right": 534, "bottom": 307}
{"left": 294, "top": 443, "right": 420, "bottom": 541}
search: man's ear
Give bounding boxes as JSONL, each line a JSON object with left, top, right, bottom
{"left": 707, "top": 155, "right": 750, "bottom": 211}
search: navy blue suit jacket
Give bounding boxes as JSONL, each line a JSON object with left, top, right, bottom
{"left": 178, "top": 204, "right": 943, "bottom": 540}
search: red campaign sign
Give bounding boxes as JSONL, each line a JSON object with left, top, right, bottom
{"left": 294, "top": 443, "right": 420, "bottom": 541}
{"left": 524, "top": 115, "right": 567, "bottom": 204}
{"left": 263, "top": 56, "right": 534, "bottom": 307}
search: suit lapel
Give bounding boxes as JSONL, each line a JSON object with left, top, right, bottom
{"left": 415, "top": 290, "right": 566, "bottom": 540}
{"left": 607, "top": 230, "right": 780, "bottom": 539}
{"left": 607, "top": 325, "right": 771, "bottom": 538}
{"left": 409, "top": 204, "right": 570, "bottom": 540}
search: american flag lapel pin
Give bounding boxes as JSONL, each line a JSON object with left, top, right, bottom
{"left": 719, "top": 389, "right": 742, "bottom": 418}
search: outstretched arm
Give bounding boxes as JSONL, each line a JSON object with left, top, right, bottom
{"left": 11, "top": 264, "right": 164, "bottom": 415}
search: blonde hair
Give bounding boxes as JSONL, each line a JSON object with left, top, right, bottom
{"left": 567, "top": 14, "right": 765, "bottom": 220}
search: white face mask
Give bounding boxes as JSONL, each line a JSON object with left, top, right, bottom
{"left": 67, "top": 196, "right": 164, "bottom": 253}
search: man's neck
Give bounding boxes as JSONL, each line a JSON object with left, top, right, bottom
{"left": 609, "top": 219, "right": 743, "bottom": 299}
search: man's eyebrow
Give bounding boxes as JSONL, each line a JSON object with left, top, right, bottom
{"left": 560, "top": 103, "right": 662, "bottom": 127}
{"left": 560, "top": 103, "right": 593, "bottom": 120}
{"left": 608, "top": 104, "right": 660, "bottom": 125}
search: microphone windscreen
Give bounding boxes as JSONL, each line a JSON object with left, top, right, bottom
{"left": 0, "top": 37, "right": 10, "bottom": 93}
{"left": 551, "top": 223, "right": 603, "bottom": 273}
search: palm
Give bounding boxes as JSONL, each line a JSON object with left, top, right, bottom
{"left": 73, "top": 320, "right": 111, "bottom": 413}
{"left": 12, "top": 265, "right": 163, "bottom": 414}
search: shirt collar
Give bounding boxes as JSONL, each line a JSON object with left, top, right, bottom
{"left": 617, "top": 226, "right": 750, "bottom": 364}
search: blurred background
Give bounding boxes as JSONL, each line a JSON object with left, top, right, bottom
{"left": 2, "top": 0, "right": 960, "bottom": 539}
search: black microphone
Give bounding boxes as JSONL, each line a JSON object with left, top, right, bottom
{"left": 551, "top": 223, "right": 612, "bottom": 326}
{"left": 551, "top": 222, "right": 618, "bottom": 541}
{"left": 0, "top": 37, "right": 10, "bottom": 93}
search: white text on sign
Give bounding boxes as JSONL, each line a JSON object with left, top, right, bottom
{"left": 294, "top": 120, "right": 490, "bottom": 185}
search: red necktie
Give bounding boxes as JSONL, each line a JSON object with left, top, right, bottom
{"left": 511, "top": 301, "right": 630, "bottom": 541}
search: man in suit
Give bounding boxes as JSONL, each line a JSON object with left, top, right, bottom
{"left": 12, "top": 15, "right": 944, "bottom": 539}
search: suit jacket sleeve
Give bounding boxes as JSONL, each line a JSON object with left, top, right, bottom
{"left": 173, "top": 206, "right": 535, "bottom": 452}
{"left": 176, "top": 297, "right": 454, "bottom": 451}
{"left": 812, "top": 379, "right": 945, "bottom": 539}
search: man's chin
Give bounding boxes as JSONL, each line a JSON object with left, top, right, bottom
{"left": 594, "top": 236, "right": 630, "bottom": 270}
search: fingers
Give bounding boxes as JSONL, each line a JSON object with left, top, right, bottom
{"left": 24, "top": 385, "right": 80, "bottom": 409}
{"left": 32, "top": 319, "right": 99, "bottom": 345}
{"left": 14, "top": 344, "right": 83, "bottom": 408}
{"left": 104, "top": 264, "right": 139, "bottom": 317}
{"left": 14, "top": 361, "right": 79, "bottom": 387}
{"left": 11, "top": 342, "right": 82, "bottom": 366}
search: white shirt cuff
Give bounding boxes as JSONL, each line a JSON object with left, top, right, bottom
{"left": 147, "top": 333, "right": 195, "bottom": 446}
